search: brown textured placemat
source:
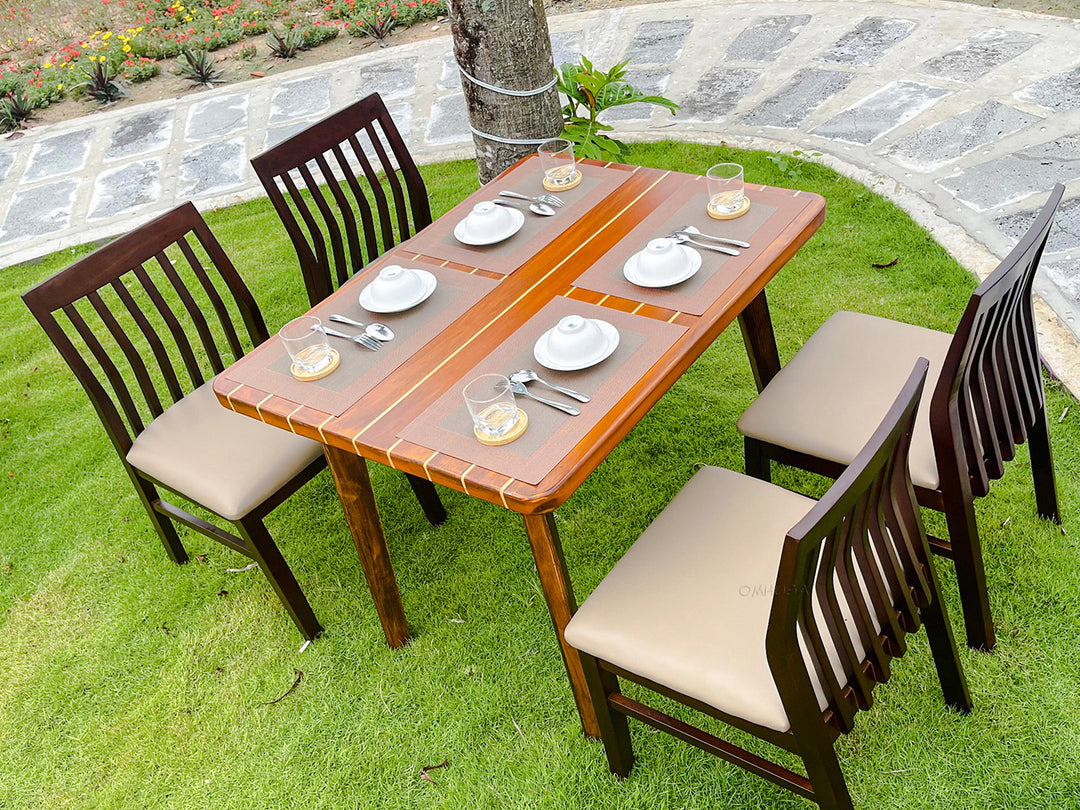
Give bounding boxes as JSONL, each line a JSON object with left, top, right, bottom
{"left": 225, "top": 258, "right": 499, "bottom": 415}
{"left": 397, "top": 297, "right": 687, "bottom": 485}
{"left": 572, "top": 178, "right": 819, "bottom": 315}
{"left": 408, "top": 160, "right": 636, "bottom": 275}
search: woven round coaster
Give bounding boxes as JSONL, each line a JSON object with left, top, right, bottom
{"left": 290, "top": 348, "right": 340, "bottom": 381}
{"left": 474, "top": 409, "right": 529, "bottom": 446}
{"left": 707, "top": 196, "right": 751, "bottom": 221}
{"left": 542, "top": 170, "right": 583, "bottom": 192}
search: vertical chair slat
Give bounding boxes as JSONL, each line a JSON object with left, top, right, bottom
{"left": 175, "top": 235, "right": 245, "bottom": 365}
{"left": 155, "top": 242, "right": 224, "bottom": 378}
{"left": 367, "top": 122, "right": 412, "bottom": 241}
{"left": 848, "top": 472, "right": 903, "bottom": 666}
{"left": 332, "top": 142, "right": 380, "bottom": 264}
{"left": 320, "top": 146, "right": 368, "bottom": 276}
{"left": 63, "top": 303, "right": 146, "bottom": 436}
{"left": 280, "top": 170, "right": 333, "bottom": 291}
{"left": 348, "top": 131, "right": 396, "bottom": 250}
{"left": 134, "top": 254, "right": 204, "bottom": 389}
{"left": 297, "top": 161, "right": 350, "bottom": 291}
{"left": 111, "top": 277, "right": 185, "bottom": 406}
{"left": 86, "top": 289, "right": 165, "bottom": 420}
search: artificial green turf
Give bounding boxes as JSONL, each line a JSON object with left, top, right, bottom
{"left": 2, "top": 143, "right": 1079, "bottom": 809}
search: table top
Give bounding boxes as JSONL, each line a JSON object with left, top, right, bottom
{"left": 214, "top": 157, "right": 825, "bottom": 515}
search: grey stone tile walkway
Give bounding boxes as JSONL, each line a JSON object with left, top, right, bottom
{"left": 2, "top": 0, "right": 1080, "bottom": 390}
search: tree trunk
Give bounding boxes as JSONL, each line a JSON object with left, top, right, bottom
{"left": 448, "top": 0, "right": 564, "bottom": 183}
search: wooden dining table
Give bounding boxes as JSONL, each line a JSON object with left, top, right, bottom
{"left": 213, "top": 156, "right": 825, "bottom": 738}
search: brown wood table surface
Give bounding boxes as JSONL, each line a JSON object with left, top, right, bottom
{"left": 213, "top": 156, "right": 826, "bottom": 738}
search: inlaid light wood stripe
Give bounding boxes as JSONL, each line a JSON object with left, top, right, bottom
{"left": 353, "top": 171, "right": 672, "bottom": 439}
{"left": 225, "top": 382, "right": 244, "bottom": 411}
{"left": 459, "top": 463, "right": 477, "bottom": 496}
{"left": 793, "top": 190, "right": 801, "bottom": 197}
{"left": 667, "top": 311, "right": 683, "bottom": 324}
{"left": 385, "top": 438, "right": 403, "bottom": 469}
{"left": 631, "top": 302, "right": 644, "bottom": 315}
{"left": 498, "top": 477, "right": 516, "bottom": 509}
{"left": 285, "top": 404, "right": 303, "bottom": 433}
{"left": 316, "top": 413, "right": 334, "bottom": 443}
{"left": 596, "top": 294, "right": 610, "bottom": 306}
{"left": 422, "top": 451, "right": 439, "bottom": 479}
{"left": 254, "top": 393, "right": 273, "bottom": 419}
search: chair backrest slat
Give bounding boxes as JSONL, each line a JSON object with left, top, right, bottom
{"left": 330, "top": 143, "right": 380, "bottom": 262}
{"left": 768, "top": 360, "right": 931, "bottom": 735}
{"left": 22, "top": 202, "right": 266, "bottom": 454}
{"left": 932, "top": 184, "right": 1064, "bottom": 496}
{"left": 86, "top": 289, "right": 165, "bottom": 419}
{"left": 110, "top": 277, "right": 185, "bottom": 406}
{"left": 252, "top": 93, "right": 432, "bottom": 306}
{"left": 63, "top": 301, "right": 147, "bottom": 437}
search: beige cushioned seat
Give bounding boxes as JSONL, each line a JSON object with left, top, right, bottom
{"left": 565, "top": 466, "right": 819, "bottom": 733}
{"left": 126, "top": 381, "right": 324, "bottom": 521}
{"left": 736, "top": 311, "right": 952, "bottom": 490}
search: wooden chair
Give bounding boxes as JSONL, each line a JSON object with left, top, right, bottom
{"left": 25, "top": 204, "right": 357, "bottom": 639}
{"left": 565, "top": 360, "right": 972, "bottom": 810}
{"left": 738, "top": 184, "right": 1064, "bottom": 652}
{"left": 251, "top": 92, "right": 432, "bottom": 307}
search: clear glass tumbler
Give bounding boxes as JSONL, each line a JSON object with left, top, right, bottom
{"left": 706, "top": 163, "right": 745, "bottom": 216}
{"left": 463, "top": 373, "right": 519, "bottom": 439}
{"left": 538, "top": 138, "right": 579, "bottom": 188}
{"left": 280, "top": 315, "right": 334, "bottom": 375}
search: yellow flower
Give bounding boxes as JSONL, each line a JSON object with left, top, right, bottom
{"left": 123, "top": 45, "right": 131, "bottom": 52}
{"left": 43, "top": 62, "right": 51, "bottom": 68}
{"left": 57, "top": 83, "right": 63, "bottom": 90}
{"left": 184, "top": 14, "right": 192, "bottom": 20}
{"left": 103, "top": 31, "right": 112, "bottom": 40}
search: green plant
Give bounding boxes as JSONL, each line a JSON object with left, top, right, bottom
{"left": 78, "top": 59, "right": 127, "bottom": 104}
{"left": 0, "top": 87, "right": 35, "bottom": 132}
{"left": 556, "top": 56, "right": 679, "bottom": 161}
{"left": 124, "top": 56, "right": 161, "bottom": 83}
{"left": 355, "top": 11, "right": 396, "bottom": 44}
{"left": 236, "top": 43, "right": 258, "bottom": 61}
{"left": 177, "top": 48, "right": 226, "bottom": 86}
{"left": 765, "top": 149, "right": 822, "bottom": 185}
{"left": 299, "top": 23, "right": 338, "bottom": 49}
{"left": 265, "top": 25, "right": 304, "bottom": 59}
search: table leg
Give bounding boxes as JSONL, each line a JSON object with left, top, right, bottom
{"left": 738, "top": 288, "right": 782, "bottom": 392}
{"left": 324, "top": 444, "right": 410, "bottom": 648}
{"left": 522, "top": 512, "right": 601, "bottom": 739}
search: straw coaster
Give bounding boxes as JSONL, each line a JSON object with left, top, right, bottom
{"left": 707, "top": 196, "right": 751, "bottom": 221}
{"left": 474, "top": 409, "right": 528, "bottom": 446}
{"left": 290, "top": 348, "right": 340, "bottom": 381}
{"left": 543, "top": 171, "right": 583, "bottom": 192}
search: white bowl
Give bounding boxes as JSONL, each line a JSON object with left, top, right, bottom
{"left": 363, "top": 265, "right": 425, "bottom": 310}
{"left": 544, "top": 316, "right": 606, "bottom": 366}
{"left": 635, "top": 237, "right": 690, "bottom": 284}
{"left": 462, "top": 201, "right": 516, "bottom": 242}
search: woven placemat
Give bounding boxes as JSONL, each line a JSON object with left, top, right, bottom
{"left": 397, "top": 296, "right": 687, "bottom": 485}
{"left": 224, "top": 259, "right": 499, "bottom": 416}
{"left": 572, "top": 178, "right": 820, "bottom": 316}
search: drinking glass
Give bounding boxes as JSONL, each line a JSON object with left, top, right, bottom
{"left": 706, "top": 163, "right": 745, "bottom": 216}
{"left": 463, "top": 374, "right": 519, "bottom": 439}
{"left": 538, "top": 138, "right": 579, "bottom": 188}
{"left": 280, "top": 315, "right": 334, "bottom": 375}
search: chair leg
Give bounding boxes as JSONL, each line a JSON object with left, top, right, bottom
{"left": 235, "top": 515, "right": 322, "bottom": 641}
{"left": 130, "top": 472, "right": 188, "bottom": 564}
{"left": 919, "top": 571, "right": 974, "bottom": 713}
{"left": 799, "top": 734, "right": 855, "bottom": 810}
{"left": 940, "top": 486, "right": 996, "bottom": 652}
{"left": 1028, "top": 403, "right": 1060, "bottom": 523}
{"left": 744, "top": 436, "right": 771, "bottom": 483}
{"left": 580, "top": 653, "right": 634, "bottom": 778}
{"left": 404, "top": 473, "right": 447, "bottom": 526}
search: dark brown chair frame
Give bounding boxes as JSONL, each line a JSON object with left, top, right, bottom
{"left": 745, "top": 184, "right": 1065, "bottom": 652}
{"left": 251, "top": 92, "right": 432, "bottom": 307}
{"left": 580, "top": 361, "right": 972, "bottom": 810}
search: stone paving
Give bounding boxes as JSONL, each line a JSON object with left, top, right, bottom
{"left": 2, "top": 0, "right": 1080, "bottom": 384}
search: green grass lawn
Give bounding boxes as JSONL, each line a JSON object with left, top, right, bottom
{"left": 2, "top": 142, "right": 1079, "bottom": 809}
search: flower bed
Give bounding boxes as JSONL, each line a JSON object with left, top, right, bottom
{"left": 0, "top": 0, "right": 445, "bottom": 124}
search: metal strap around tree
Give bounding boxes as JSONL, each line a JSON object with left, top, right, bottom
{"left": 457, "top": 63, "right": 560, "bottom": 145}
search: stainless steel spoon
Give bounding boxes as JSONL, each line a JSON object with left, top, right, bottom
{"left": 499, "top": 190, "right": 565, "bottom": 208}
{"left": 315, "top": 324, "right": 380, "bottom": 351}
{"left": 678, "top": 225, "right": 750, "bottom": 249}
{"left": 669, "top": 232, "right": 740, "bottom": 256}
{"left": 328, "top": 314, "right": 395, "bottom": 341}
{"left": 508, "top": 380, "right": 580, "bottom": 415}
{"left": 492, "top": 197, "right": 556, "bottom": 217}
{"left": 509, "top": 369, "right": 590, "bottom": 403}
